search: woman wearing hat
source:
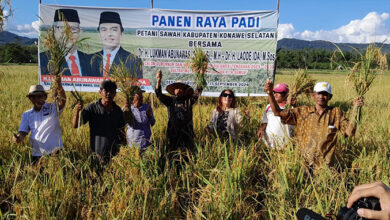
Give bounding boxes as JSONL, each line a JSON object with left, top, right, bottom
{"left": 155, "top": 70, "right": 202, "bottom": 151}
{"left": 123, "top": 86, "right": 155, "bottom": 154}
{"left": 257, "top": 82, "right": 295, "bottom": 149}
{"left": 207, "top": 89, "right": 242, "bottom": 142}
{"left": 13, "top": 76, "right": 66, "bottom": 163}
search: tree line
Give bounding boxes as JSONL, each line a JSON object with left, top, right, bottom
{"left": 0, "top": 43, "right": 388, "bottom": 70}
{"left": 0, "top": 43, "right": 37, "bottom": 64}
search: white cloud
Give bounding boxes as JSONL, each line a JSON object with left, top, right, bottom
{"left": 4, "top": 20, "right": 39, "bottom": 38}
{"left": 277, "top": 23, "right": 298, "bottom": 40}
{"left": 3, "top": 10, "right": 9, "bottom": 17}
{"left": 278, "top": 12, "right": 390, "bottom": 43}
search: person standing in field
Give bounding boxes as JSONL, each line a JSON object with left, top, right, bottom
{"left": 257, "top": 82, "right": 295, "bottom": 149}
{"left": 13, "top": 75, "right": 66, "bottom": 163}
{"left": 72, "top": 80, "right": 126, "bottom": 163}
{"left": 207, "top": 89, "right": 242, "bottom": 142}
{"left": 91, "top": 11, "right": 143, "bottom": 78}
{"left": 155, "top": 69, "right": 202, "bottom": 152}
{"left": 40, "top": 9, "right": 94, "bottom": 76}
{"left": 264, "top": 80, "right": 364, "bottom": 171}
{"left": 123, "top": 86, "right": 155, "bottom": 154}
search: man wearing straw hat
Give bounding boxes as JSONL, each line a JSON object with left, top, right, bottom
{"left": 40, "top": 8, "right": 94, "bottom": 76}
{"left": 264, "top": 79, "right": 364, "bottom": 171}
{"left": 13, "top": 76, "right": 66, "bottom": 163}
{"left": 91, "top": 11, "right": 143, "bottom": 78}
{"left": 155, "top": 70, "right": 202, "bottom": 152}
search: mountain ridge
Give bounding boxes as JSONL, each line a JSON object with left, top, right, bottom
{"left": 1, "top": 31, "right": 389, "bottom": 53}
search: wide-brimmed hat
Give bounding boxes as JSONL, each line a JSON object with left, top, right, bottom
{"left": 27, "top": 85, "right": 47, "bottom": 97}
{"left": 166, "top": 81, "right": 194, "bottom": 96}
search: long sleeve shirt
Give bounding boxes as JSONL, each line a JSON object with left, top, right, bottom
{"left": 126, "top": 103, "right": 155, "bottom": 150}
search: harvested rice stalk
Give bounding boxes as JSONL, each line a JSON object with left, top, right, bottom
{"left": 347, "top": 44, "right": 387, "bottom": 123}
{"left": 70, "top": 88, "right": 83, "bottom": 130}
{"left": 70, "top": 85, "right": 83, "bottom": 109}
{"left": 42, "top": 14, "right": 85, "bottom": 105}
{"left": 110, "top": 58, "right": 142, "bottom": 127}
{"left": 332, "top": 43, "right": 387, "bottom": 123}
{"left": 289, "top": 68, "right": 316, "bottom": 99}
{"left": 187, "top": 48, "right": 217, "bottom": 90}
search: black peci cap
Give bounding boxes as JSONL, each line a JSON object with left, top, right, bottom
{"left": 98, "top": 11, "right": 124, "bottom": 32}
{"left": 54, "top": 9, "right": 80, "bottom": 23}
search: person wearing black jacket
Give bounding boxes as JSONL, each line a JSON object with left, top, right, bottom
{"left": 155, "top": 70, "right": 202, "bottom": 151}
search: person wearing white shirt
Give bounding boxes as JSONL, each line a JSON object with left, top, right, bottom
{"left": 257, "top": 82, "right": 295, "bottom": 149}
{"left": 13, "top": 76, "right": 66, "bottom": 163}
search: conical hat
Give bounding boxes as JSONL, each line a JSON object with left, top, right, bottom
{"left": 166, "top": 81, "right": 194, "bottom": 96}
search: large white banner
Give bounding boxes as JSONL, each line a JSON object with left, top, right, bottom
{"left": 39, "top": 4, "right": 278, "bottom": 96}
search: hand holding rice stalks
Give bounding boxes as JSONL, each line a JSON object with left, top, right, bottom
{"left": 347, "top": 44, "right": 387, "bottom": 123}
{"left": 42, "top": 14, "right": 85, "bottom": 104}
{"left": 187, "top": 48, "right": 217, "bottom": 89}
{"left": 70, "top": 87, "right": 83, "bottom": 109}
{"left": 110, "top": 59, "right": 142, "bottom": 127}
{"left": 43, "top": 21, "right": 74, "bottom": 77}
{"left": 332, "top": 43, "right": 387, "bottom": 123}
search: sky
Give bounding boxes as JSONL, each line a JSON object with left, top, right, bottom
{"left": 2, "top": 0, "right": 390, "bottom": 43}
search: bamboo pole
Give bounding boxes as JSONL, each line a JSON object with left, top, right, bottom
{"left": 276, "top": 0, "right": 280, "bottom": 13}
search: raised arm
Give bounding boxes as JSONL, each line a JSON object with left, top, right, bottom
{"left": 54, "top": 75, "right": 66, "bottom": 110}
{"left": 72, "top": 103, "right": 83, "bottom": 128}
{"left": 264, "top": 79, "right": 283, "bottom": 116}
{"left": 155, "top": 69, "right": 172, "bottom": 106}
{"left": 344, "top": 97, "right": 364, "bottom": 137}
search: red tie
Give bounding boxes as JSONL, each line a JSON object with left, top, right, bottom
{"left": 69, "top": 55, "right": 80, "bottom": 76}
{"left": 104, "top": 53, "right": 111, "bottom": 78}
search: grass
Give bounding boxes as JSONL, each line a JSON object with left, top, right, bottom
{"left": 0, "top": 65, "right": 389, "bottom": 219}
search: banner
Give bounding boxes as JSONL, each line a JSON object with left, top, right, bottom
{"left": 39, "top": 4, "right": 278, "bottom": 96}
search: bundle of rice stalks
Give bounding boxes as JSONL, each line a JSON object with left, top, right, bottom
{"left": 43, "top": 22, "right": 74, "bottom": 77}
{"left": 42, "top": 14, "right": 85, "bottom": 104}
{"left": 70, "top": 88, "right": 83, "bottom": 109}
{"left": 110, "top": 59, "right": 142, "bottom": 126}
{"left": 289, "top": 68, "right": 316, "bottom": 98}
{"left": 187, "top": 48, "right": 217, "bottom": 89}
{"left": 333, "top": 43, "right": 388, "bottom": 123}
{"left": 347, "top": 44, "right": 387, "bottom": 123}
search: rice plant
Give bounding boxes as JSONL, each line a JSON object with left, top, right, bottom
{"left": 332, "top": 43, "right": 388, "bottom": 123}
{"left": 110, "top": 58, "right": 142, "bottom": 126}
{"left": 187, "top": 48, "right": 217, "bottom": 90}
{"left": 1, "top": 65, "right": 389, "bottom": 219}
{"left": 289, "top": 68, "right": 316, "bottom": 99}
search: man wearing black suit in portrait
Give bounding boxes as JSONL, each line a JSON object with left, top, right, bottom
{"left": 91, "top": 11, "right": 143, "bottom": 78}
{"left": 40, "top": 9, "right": 95, "bottom": 76}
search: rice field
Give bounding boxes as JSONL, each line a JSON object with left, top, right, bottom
{"left": 0, "top": 65, "right": 389, "bottom": 219}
